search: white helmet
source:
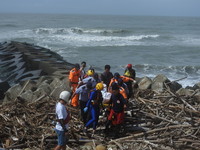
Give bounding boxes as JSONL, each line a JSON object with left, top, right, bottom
{"left": 59, "top": 91, "right": 71, "bottom": 102}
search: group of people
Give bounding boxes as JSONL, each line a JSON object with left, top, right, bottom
{"left": 54, "top": 62, "right": 136, "bottom": 150}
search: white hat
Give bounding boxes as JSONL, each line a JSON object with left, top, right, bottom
{"left": 59, "top": 91, "right": 71, "bottom": 102}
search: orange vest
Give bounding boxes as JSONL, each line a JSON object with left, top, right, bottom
{"left": 69, "top": 68, "right": 80, "bottom": 84}
{"left": 119, "top": 87, "right": 127, "bottom": 99}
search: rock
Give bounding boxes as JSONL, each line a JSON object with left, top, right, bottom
{"left": 20, "top": 90, "right": 37, "bottom": 102}
{"left": 168, "top": 81, "right": 182, "bottom": 92}
{"left": 37, "top": 81, "right": 51, "bottom": 95}
{"left": 49, "top": 77, "right": 64, "bottom": 90}
{"left": 20, "top": 80, "right": 37, "bottom": 92}
{"left": 50, "top": 83, "right": 71, "bottom": 99}
{"left": 0, "top": 81, "right": 10, "bottom": 100}
{"left": 151, "top": 74, "right": 170, "bottom": 93}
{"left": 36, "top": 76, "right": 54, "bottom": 86}
{"left": 176, "top": 88, "right": 194, "bottom": 97}
{"left": 3, "top": 84, "right": 22, "bottom": 103}
{"left": 138, "top": 76, "right": 152, "bottom": 90}
{"left": 96, "top": 144, "right": 106, "bottom": 150}
{"left": 193, "top": 82, "right": 200, "bottom": 90}
{"left": 193, "top": 89, "right": 200, "bottom": 102}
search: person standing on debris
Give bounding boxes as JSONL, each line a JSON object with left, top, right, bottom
{"left": 100, "top": 65, "right": 113, "bottom": 90}
{"left": 69, "top": 63, "right": 81, "bottom": 107}
{"left": 69, "top": 63, "right": 81, "bottom": 93}
{"left": 54, "top": 91, "right": 71, "bottom": 150}
{"left": 109, "top": 72, "right": 134, "bottom": 93}
{"left": 124, "top": 64, "right": 136, "bottom": 98}
{"left": 84, "top": 83, "right": 104, "bottom": 136}
{"left": 71, "top": 82, "right": 93, "bottom": 124}
{"left": 80, "top": 61, "right": 87, "bottom": 81}
{"left": 104, "top": 83, "right": 126, "bottom": 136}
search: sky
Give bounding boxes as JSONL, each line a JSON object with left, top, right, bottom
{"left": 0, "top": 0, "right": 200, "bottom": 17}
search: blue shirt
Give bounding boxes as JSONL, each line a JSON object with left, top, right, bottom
{"left": 75, "top": 85, "right": 90, "bottom": 102}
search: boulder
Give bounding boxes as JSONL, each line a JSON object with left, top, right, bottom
{"left": 37, "top": 81, "right": 51, "bottom": 95}
{"left": 193, "top": 82, "right": 200, "bottom": 90}
{"left": 50, "top": 83, "right": 71, "bottom": 100}
{"left": 0, "top": 81, "right": 10, "bottom": 100}
{"left": 20, "top": 80, "right": 37, "bottom": 92}
{"left": 36, "top": 76, "right": 54, "bottom": 87}
{"left": 3, "top": 84, "right": 22, "bottom": 103}
{"left": 49, "top": 77, "right": 64, "bottom": 90}
{"left": 151, "top": 74, "right": 170, "bottom": 93}
{"left": 176, "top": 88, "right": 194, "bottom": 97}
{"left": 193, "top": 89, "right": 200, "bottom": 102}
{"left": 168, "top": 81, "right": 182, "bottom": 93}
{"left": 20, "top": 90, "right": 37, "bottom": 102}
{"left": 96, "top": 144, "right": 106, "bottom": 150}
{"left": 138, "top": 76, "right": 152, "bottom": 90}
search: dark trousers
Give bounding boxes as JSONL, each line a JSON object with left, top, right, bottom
{"left": 125, "top": 81, "right": 133, "bottom": 98}
{"left": 79, "top": 101, "right": 87, "bottom": 124}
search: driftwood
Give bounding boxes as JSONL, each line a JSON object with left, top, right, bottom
{"left": 0, "top": 86, "right": 200, "bottom": 150}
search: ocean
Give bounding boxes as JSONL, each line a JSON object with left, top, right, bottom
{"left": 0, "top": 13, "right": 200, "bottom": 87}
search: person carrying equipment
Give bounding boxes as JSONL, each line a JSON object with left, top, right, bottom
{"left": 104, "top": 83, "right": 127, "bottom": 136}
{"left": 83, "top": 83, "right": 103, "bottom": 136}
{"left": 71, "top": 82, "right": 93, "bottom": 124}
{"left": 100, "top": 65, "right": 113, "bottom": 89}
{"left": 124, "top": 64, "right": 136, "bottom": 98}
{"left": 69, "top": 63, "right": 81, "bottom": 93}
{"left": 54, "top": 91, "right": 71, "bottom": 150}
{"left": 109, "top": 72, "right": 134, "bottom": 93}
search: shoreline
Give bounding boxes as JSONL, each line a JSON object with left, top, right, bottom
{"left": 0, "top": 41, "right": 200, "bottom": 102}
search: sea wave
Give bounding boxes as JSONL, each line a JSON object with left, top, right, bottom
{"left": 33, "top": 27, "right": 129, "bottom": 35}
{"left": 133, "top": 64, "right": 200, "bottom": 87}
{"left": 6, "top": 27, "right": 159, "bottom": 47}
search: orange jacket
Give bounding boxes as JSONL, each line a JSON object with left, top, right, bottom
{"left": 109, "top": 76, "right": 133, "bottom": 87}
{"left": 119, "top": 87, "right": 128, "bottom": 99}
{"left": 69, "top": 68, "right": 81, "bottom": 84}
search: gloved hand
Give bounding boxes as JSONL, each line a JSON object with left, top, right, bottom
{"left": 83, "top": 107, "right": 88, "bottom": 113}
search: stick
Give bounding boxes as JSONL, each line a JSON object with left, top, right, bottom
{"left": 14, "top": 80, "right": 30, "bottom": 101}
{"left": 114, "top": 124, "right": 192, "bottom": 142}
{"left": 166, "top": 76, "right": 187, "bottom": 84}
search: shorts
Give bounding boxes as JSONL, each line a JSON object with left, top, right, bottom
{"left": 55, "top": 129, "right": 67, "bottom": 146}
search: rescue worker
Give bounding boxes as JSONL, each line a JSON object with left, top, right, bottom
{"left": 100, "top": 65, "right": 113, "bottom": 89}
{"left": 124, "top": 64, "right": 136, "bottom": 98}
{"left": 81, "top": 70, "right": 100, "bottom": 88}
{"left": 71, "top": 82, "right": 93, "bottom": 124}
{"left": 69, "top": 63, "right": 81, "bottom": 93}
{"left": 116, "top": 78, "right": 128, "bottom": 101}
{"left": 80, "top": 61, "right": 87, "bottom": 81}
{"left": 54, "top": 91, "right": 71, "bottom": 150}
{"left": 83, "top": 83, "right": 104, "bottom": 136}
{"left": 109, "top": 72, "right": 134, "bottom": 93}
{"left": 104, "top": 83, "right": 126, "bottom": 137}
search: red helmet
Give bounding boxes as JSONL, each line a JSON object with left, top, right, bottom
{"left": 127, "top": 64, "right": 132, "bottom": 68}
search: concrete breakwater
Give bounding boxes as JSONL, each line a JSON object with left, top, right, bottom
{"left": 0, "top": 41, "right": 74, "bottom": 101}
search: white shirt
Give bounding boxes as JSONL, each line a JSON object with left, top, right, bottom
{"left": 55, "top": 102, "right": 69, "bottom": 131}
{"left": 101, "top": 84, "right": 112, "bottom": 101}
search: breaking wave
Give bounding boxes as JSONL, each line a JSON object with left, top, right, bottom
{"left": 133, "top": 64, "right": 200, "bottom": 87}
{"left": 2, "top": 27, "right": 159, "bottom": 47}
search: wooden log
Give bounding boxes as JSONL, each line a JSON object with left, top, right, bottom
{"left": 114, "top": 124, "right": 192, "bottom": 142}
